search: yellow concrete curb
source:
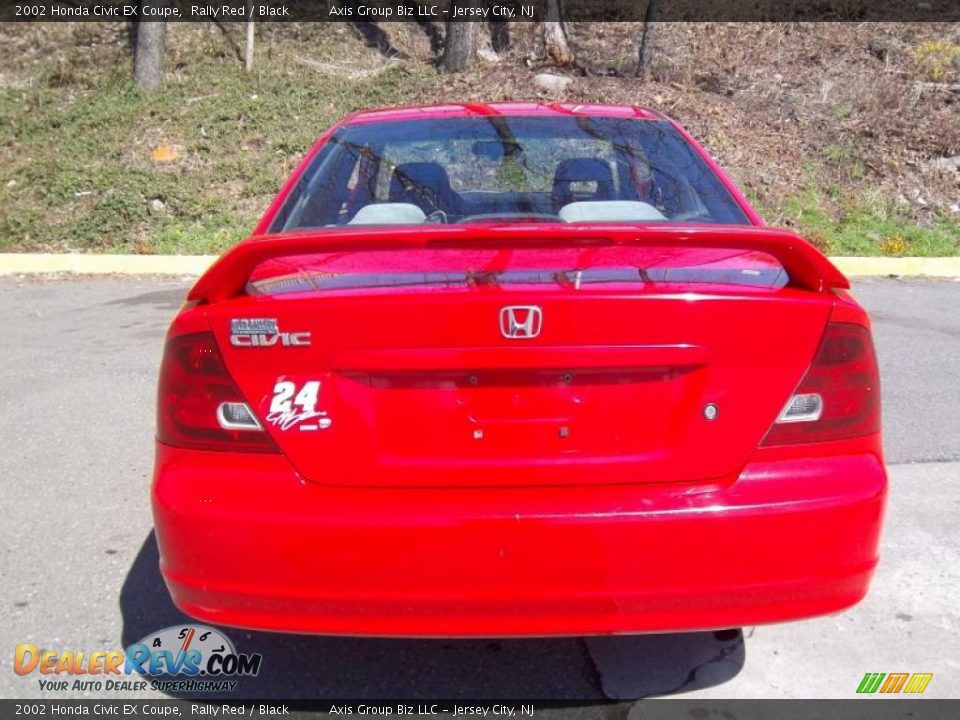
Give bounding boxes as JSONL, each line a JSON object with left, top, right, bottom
{"left": 830, "top": 257, "right": 960, "bottom": 278}
{"left": 0, "top": 254, "right": 959, "bottom": 278}
{"left": 0, "top": 254, "right": 218, "bottom": 276}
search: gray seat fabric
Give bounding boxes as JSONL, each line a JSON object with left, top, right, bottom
{"left": 558, "top": 200, "right": 665, "bottom": 223}
{"left": 348, "top": 203, "right": 427, "bottom": 226}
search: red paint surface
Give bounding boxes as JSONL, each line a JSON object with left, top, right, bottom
{"left": 153, "top": 104, "right": 886, "bottom": 636}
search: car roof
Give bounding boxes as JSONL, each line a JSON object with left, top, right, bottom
{"left": 343, "top": 102, "right": 667, "bottom": 125}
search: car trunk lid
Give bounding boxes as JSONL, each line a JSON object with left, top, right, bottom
{"left": 199, "top": 226, "right": 840, "bottom": 488}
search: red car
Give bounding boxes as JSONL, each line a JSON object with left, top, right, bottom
{"left": 153, "top": 102, "right": 886, "bottom": 637}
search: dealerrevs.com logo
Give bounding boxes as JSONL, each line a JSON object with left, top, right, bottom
{"left": 14, "top": 625, "right": 262, "bottom": 693}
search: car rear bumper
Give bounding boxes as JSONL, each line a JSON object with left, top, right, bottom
{"left": 152, "top": 442, "right": 886, "bottom": 637}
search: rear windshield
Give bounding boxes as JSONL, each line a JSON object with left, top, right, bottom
{"left": 269, "top": 117, "right": 750, "bottom": 231}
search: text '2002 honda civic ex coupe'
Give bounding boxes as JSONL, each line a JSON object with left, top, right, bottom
{"left": 152, "top": 102, "right": 886, "bottom": 637}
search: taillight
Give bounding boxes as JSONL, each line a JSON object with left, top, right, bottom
{"left": 761, "top": 322, "right": 880, "bottom": 447}
{"left": 157, "top": 332, "right": 277, "bottom": 453}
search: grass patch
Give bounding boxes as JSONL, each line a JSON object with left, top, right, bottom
{"left": 0, "top": 31, "right": 434, "bottom": 253}
{"left": 761, "top": 188, "right": 960, "bottom": 257}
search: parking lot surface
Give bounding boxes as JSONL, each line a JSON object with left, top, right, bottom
{"left": 1, "top": 276, "right": 957, "bottom": 701}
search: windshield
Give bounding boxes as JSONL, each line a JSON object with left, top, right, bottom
{"left": 269, "top": 117, "right": 750, "bottom": 231}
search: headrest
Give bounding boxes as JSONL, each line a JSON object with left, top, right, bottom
{"left": 552, "top": 158, "right": 615, "bottom": 207}
{"left": 388, "top": 162, "right": 458, "bottom": 214}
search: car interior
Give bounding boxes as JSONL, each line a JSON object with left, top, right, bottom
{"left": 345, "top": 157, "right": 672, "bottom": 225}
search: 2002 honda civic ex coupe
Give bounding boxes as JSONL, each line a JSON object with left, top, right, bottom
{"left": 153, "top": 102, "right": 886, "bottom": 637}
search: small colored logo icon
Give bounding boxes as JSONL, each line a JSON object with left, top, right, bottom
{"left": 857, "top": 672, "right": 933, "bottom": 694}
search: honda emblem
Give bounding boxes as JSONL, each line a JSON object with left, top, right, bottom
{"left": 500, "top": 306, "right": 543, "bottom": 339}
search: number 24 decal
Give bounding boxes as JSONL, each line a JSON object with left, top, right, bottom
{"left": 267, "top": 380, "right": 332, "bottom": 432}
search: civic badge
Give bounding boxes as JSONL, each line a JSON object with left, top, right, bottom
{"left": 230, "top": 318, "right": 311, "bottom": 347}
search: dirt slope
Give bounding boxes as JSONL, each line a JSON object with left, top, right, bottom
{"left": 0, "top": 21, "right": 957, "bottom": 254}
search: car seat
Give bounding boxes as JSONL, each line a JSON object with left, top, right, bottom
{"left": 388, "top": 162, "right": 463, "bottom": 217}
{"left": 551, "top": 158, "right": 615, "bottom": 210}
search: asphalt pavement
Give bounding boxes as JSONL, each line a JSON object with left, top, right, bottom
{"left": 0, "top": 275, "right": 957, "bottom": 702}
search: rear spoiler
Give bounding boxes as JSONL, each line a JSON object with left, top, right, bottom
{"left": 188, "top": 224, "right": 849, "bottom": 304}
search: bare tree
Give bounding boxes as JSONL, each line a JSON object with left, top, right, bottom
{"left": 489, "top": 20, "right": 510, "bottom": 53}
{"left": 133, "top": 1, "right": 167, "bottom": 91}
{"left": 541, "top": 0, "right": 573, "bottom": 66}
{"left": 440, "top": 1, "right": 480, "bottom": 72}
{"left": 636, "top": 0, "right": 660, "bottom": 80}
{"left": 245, "top": 21, "right": 255, "bottom": 72}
